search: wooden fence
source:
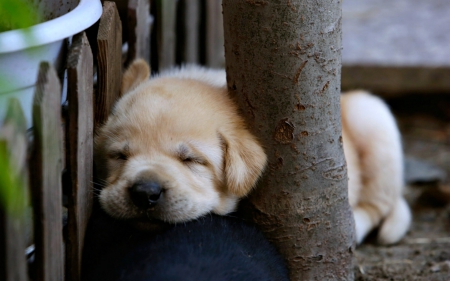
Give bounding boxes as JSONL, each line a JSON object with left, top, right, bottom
{"left": 0, "top": 1, "right": 223, "bottom": 280}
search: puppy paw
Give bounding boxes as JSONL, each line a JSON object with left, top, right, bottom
{"left": 377, "top": 197, "right": 411, "bottom": 245}
{"left": 353, "top": 207, "right": 376, "bottom": 244}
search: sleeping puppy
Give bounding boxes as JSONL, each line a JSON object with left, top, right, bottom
{"left": 94, "top": 59, "right": 410, "bottom": 245}
{"left": 94, "top": 59, "right": 267, "bottom": 228}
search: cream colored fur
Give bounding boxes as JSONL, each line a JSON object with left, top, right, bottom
{"left": 95, "top": 59, "right": 267, "bottom": 224}
{"left": 95, "top": 59, "right": 411, "bottom": 244}
{"left": 342, "top": 91, "right": 411, "bottom": 244}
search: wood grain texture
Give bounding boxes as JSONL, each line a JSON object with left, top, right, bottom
{"left": 30, "top": 62, "right": 64, "bottom": 281}
{"left": 156, "top": 0, "right": 177, "bottom": 70}
{"left": 183, "top": 0, "right": 200, "bottom": 64}
{"left": 0, "top": 99, "right": 29, "bottom": 281}
{"left": 96, "top": 1, "right": 123, "bottom": 128}
{"left": 342, "top": 65, "right": 450, "bottom": 95}
{"left": 205, "top": 0, "right": 224, "bottom": 68}
{"left": 65, "top": 32, "right": 94, "bottom": 281}
{"left": 127, "top": 0, "right": 151, "bottom": 66}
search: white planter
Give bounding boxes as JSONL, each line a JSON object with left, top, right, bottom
{"left": 0, "top": 0, "right": 102, "bottom": 127}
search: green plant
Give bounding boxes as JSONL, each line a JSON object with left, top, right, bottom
{"left": 0, "top": 99, "right": 28, "bottom": 218}
{"left": 0, "top": 0, "right": 40, "bottom": 32}
{"left": 0, "top": 140, "right": 27, "bottom": 217}
{"left": 0, "top": 0, "right": 39, "bottom": 216}
{"left": 0, "top": 0, "right": 41, "bottom": 91}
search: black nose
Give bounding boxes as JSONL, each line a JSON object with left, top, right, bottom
{"left": 129, "top": 181, "right": 162, "bottom": 209}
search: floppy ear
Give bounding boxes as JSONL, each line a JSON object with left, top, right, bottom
{"left": 221, "top": 129, "right": 267, "bottom": 197}
{"left": 121, "top": 59, "right": 150, "bottom": 94}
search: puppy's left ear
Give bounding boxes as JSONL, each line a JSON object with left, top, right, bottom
{"left": 221, "top": 129, "right": 267, "bottom": 197}
{"left": 121, "top": 59, "right": 151, "bottom": 95}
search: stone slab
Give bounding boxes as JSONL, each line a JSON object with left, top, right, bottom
{"left": 342, "top": 0, "right": 450, "bottom": 94}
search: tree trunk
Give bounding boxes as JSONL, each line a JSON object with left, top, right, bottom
{"left": 223, "top": 1, "right": 355, "bottom": 280}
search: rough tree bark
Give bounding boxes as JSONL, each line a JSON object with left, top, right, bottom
{"left": 223, "top": 1, "right": 355, "bottom": 280}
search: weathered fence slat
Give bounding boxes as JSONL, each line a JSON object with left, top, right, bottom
{"left": 156, "top": 0, "right": 177, "bottom": 70}
{"left": 0, "top": 99, "right": 29, "bottom": 281}
{"left": 65, "top": 32, "right": 94, "bottom": 281}
{"left": 30, "top": 62, "right": 64, "bottom": 281}
{"left": 96, "top": 1, "right": 123, "bottom": 128}
{"left": 182, "top": 0, "right": 200, "bottom": 63}
{"left": 206, "top": 0, "right": 224, "bottom": 68}
{"left": 127, "top": 0, "right": 151, "bottom": 65}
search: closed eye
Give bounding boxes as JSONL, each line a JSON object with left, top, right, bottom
{"left": 109, "top": 151, "right": 128, "bottom": 161}
{"left": 108, "top": 145, "right": 129, "bottom": 161}
{"left": 178, "top": 144, "right": 207, "bottom": 165}
{"left": 181, "top": 155, "right": 206, "bottom": 165}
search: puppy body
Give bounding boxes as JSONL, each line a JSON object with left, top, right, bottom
{"left": 342, "top": 91, "right": 411, "bottom": 244}
{"left": 95, "top": 59, "right": 410, "bottom": 244}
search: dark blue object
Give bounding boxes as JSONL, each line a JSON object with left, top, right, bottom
{"left": 82, "top": 208, "right": 289, "bottom": 281}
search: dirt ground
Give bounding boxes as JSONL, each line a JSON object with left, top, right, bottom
{"left": 354, "top": 94, "right": 450, "bottom": 281}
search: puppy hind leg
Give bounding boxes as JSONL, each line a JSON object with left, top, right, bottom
{"left": 353, "top": 203, "right": 384, "bottom": 244}
{"left": 377, "top": 197, "right": 411, "bottom": 245}
{"left": 342, "top": 91, "right": 408, "bottom": 244}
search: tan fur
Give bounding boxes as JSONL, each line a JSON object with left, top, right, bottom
{"left": 96, "top": 60, "right": 410, "bottom": 244}
{"left": 95, "top": 61, "right": 267, "bottom": 224}
{"left": 121, "top": 59, "right": 150, "bottom": 95}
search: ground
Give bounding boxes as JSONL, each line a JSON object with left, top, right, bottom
{"left": 354, "top": 94, "right": 450, "bottom": 281}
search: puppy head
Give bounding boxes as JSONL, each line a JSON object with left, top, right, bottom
{"left": 94, "top": 60, "right": 267, "bottom": 225}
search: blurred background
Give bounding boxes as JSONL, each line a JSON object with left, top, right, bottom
{"left": 342, "top": 0, "right": 450, "bottom": 279}
{"left": 1, "top": 0, "right": 449, "bottom": 280}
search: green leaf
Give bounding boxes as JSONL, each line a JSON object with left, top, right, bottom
{"left": 0, "top": 141, "right": 26, "bottom": 217}
{"left": 0, "top": 0, "right": 40, "bottom": 32}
